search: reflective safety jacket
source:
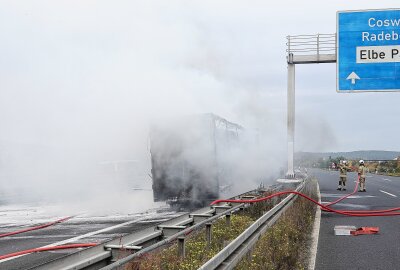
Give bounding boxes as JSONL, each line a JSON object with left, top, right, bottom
{"left": 339, "top": 164, "right": 349, "bottom": 177}
{"left": 358, "top": 165, "right": 367, "bottom": 178}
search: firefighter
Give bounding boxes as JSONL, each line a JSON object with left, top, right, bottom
{"left": 337, "top": 160, "right": 349, "bottom": 191}
{"left": 358, "top": 160, "right": 367, "bottom": 192}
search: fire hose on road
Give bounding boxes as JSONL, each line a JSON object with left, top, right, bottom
{"left": 211, "top": 176, "right": 400, "bottom": 217}
{"left": 1, "top": 175, "right": 397, "bottom": 264}
{"left": 0, "top": 216, "right": 73, "bottom": 239}
{"left": 0, "top": 243, "right": 98, "bottom": 260}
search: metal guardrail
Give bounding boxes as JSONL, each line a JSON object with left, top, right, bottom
{"left": 28, "top": 185, "right": 277, "bottom": 270}
{"left": 99, "top": 186, "right": 291, "bottom": 270}
{"left": 198, "top": 181, "right": 305, "bottom": 270}
{"left": 29, "top": 216, "right": 162, "bottom": 270}
{"left": 99, "top": 203, "right": 247, "bottom": 270}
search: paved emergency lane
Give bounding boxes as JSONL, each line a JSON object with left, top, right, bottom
{"left": 311, "top": 169, "right": 400, "bottom": 270}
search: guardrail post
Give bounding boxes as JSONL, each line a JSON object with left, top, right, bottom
{"left": 206, "top": 223, "right": 212, "bottom": 247}
{"left": 225, "top": 213, "right": 231, "bottom": 227}
{"left": 178, "top": 237, "right": 186, "bottom": 258}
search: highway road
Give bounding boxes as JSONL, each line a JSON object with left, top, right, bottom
{"left": 0, "top": 206, "right": 178, "bottom": 270}
{"left": 3, "top": 170, "right": 399, "bottom": 270}
{"left": 312, "top": 169, "right": 400, "bottom": 270}
{"left": 0, "top": 185, "right": 239, "bottom": 269}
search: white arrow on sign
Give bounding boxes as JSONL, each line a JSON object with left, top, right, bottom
{"left": 346, "top": 72, "right": 360, "bottom": 84}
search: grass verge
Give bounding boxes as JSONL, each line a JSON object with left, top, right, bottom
{"left": 124, "top": 184, "right": 316, "bottom": 270}
{"left": 235, "top": 179, "right": 317, "bottom": 270}
{"left": 125, "top": 215, "right": 254, "bottom": 270}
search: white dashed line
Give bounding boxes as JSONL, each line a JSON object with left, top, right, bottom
{"left": 321, "top": 194, "right": 375, "bottom": 199}
{"left": 379, "top": 190, "right": 397, "bottom": 198}
{"left": 382, "top": 178, "right": 392, "bottom": 182}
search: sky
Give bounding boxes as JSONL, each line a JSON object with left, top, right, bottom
{"left": 0, "top": 1, "right": 399, "bottom": 206}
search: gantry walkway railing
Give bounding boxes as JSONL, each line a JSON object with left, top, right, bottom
{"left": 286, "top": 34, "right": 337, "bottom": 64}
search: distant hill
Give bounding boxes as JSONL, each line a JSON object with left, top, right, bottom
{"left": 297, "top": 150, "right": 400, "bottom": 161}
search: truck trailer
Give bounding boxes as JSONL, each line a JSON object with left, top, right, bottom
{"left": 149, "top": 113, "right": 243, "bottom": 208}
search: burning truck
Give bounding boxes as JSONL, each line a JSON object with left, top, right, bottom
{"left": 149, "top": 113, "right": 243, "bottom": 208}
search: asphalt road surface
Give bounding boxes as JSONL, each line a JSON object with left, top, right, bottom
{"left": 312, "top": 169, "right": 400, "bottom": 270}
{"left": 0, "top": 208, "right": 178, "bottom": 270}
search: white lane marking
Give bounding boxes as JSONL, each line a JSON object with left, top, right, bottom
{"left": 321, "top": 194, "right": 375, "bottom": 199}
{"left": 379, "top": 190, "right": 397, "bottom": 198}
{"left": 320, "top": 202, "right": 369, "bottom": 209}
{"left": 382, "top": 178, "right": 392, "bottom": 182}
{"left": 308, "top": 182, "right": 321, "bottom": 270}
{"left": 0, "top": 216, "right": 149, "bottom": 263}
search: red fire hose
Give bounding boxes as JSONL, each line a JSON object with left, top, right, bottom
{"left": 0, "top": 175, "right": 389, "bottom": 261}
{"left": 211, "top": 176, "right": 400, "bottom": 217}
{"left": 324, "top": 175, "right": 360, "bottom": 207}
{"left": 0, "top": 243, "right": 97, "bottom": 260}
{"left": 0, "top": 216, "right": 73, "bottom": 239}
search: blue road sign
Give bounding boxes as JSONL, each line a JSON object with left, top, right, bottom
{"left": 337, "top": 9, "right": 400, "bottom": 92}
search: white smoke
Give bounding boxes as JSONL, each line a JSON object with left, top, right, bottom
{"left": 1, "top": 0, "right": 397, "bottom": 214}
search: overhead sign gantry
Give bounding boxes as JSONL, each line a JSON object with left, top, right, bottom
{"left": 337, "top": 9, "right": 400, "bottom": 92}
{"left": 285, "top": 9, "right": 400, "bottom": 177}
{"left": 285, "top": 34, "right": 336, "bottom": 178}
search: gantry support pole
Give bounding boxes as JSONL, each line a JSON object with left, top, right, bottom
{"left": 286, "top": 53, "right": 295, "bottom": 178}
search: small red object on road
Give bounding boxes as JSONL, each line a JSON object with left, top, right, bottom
{"left": 350, "top": 227, "right": 379, "bottom": 236}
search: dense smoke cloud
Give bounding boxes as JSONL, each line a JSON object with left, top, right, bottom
{"left": 1, "top": 1, "right": 398, "bottom": 212}
{"left": 0, "top": 1, "right": 288, "bottom": 211}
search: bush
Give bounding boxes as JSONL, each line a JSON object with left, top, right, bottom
{"left": 241, "top": 190, "right": 277, "bottom": 220}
